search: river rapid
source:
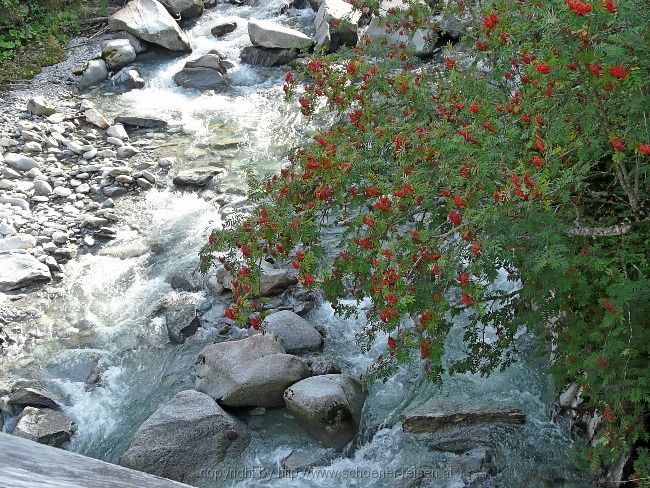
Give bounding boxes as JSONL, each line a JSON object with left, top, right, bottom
{"left": 0, "top": 2, "right": 592, "bottom": 487}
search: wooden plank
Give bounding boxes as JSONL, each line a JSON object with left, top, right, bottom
{"left": 0, "top": 432, "right": 192, "bottom": 488}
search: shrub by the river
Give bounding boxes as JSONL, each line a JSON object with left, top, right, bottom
{"left": 201, "top": 0, "right": 649, "bottom": 480}
{"left": 0, "top": 0, "right": 107, "bottom": 82}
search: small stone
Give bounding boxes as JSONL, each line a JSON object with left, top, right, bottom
{"left": 51, "top": 231, "right": 69, "bottom": 244}
{"left": 106, "top": 124, "right": 129, "bottom": 140}
{"left": 107, "top": 137, "right": 125, "bottom": 147}
{"left": 84, "top": 236, "right": 95, "bottom": 246}
{"left": 53, "top": 187, "right": 73, "bottom": 198}
{"left": 5, "top": 153, "right": 39, "bottom": 172}
{"left": 33, "top": 179, "right": 53, "bottom": 196}
{"left": 27, "top": 97, "right": 57, "bottom": 116}
{"left": 84, "top": 108, "right": 110, "bottom": 129}
{"left": 116, "top": 146, "right": 139, "bottom": 158}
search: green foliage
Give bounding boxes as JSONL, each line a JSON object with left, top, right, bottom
{"left": 0, "top": 0, "right": 107, "bottom": 82}
{"left": 201, "top": 0, "right": 650, "bottom": 477}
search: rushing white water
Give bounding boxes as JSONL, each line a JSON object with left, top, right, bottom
{"left": 0, "top": 3, "right": 593, "bottom": 487}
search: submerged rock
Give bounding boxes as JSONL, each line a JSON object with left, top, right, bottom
{"left": 283, "top": 374, "right": 366, "bottom": 448}
{"left": 211, "top": 21, "right": 237, "bottom": 37}
{"left": 120, "top": 390, "right": 250, "bottom": 484}
{"left": 108, "top": 0, "right": 192, "bottom": 52}
{"left": 0, "top": 251, "right": 51, "bottom": 291}
{"left": 195, "top": 333, "right": 311, "bottom": 407}
{"left": 248, "top": 18, "right": 313, "bottom": 50}
{"left": 174, "top": 67, "right": 227, "bottom": 91}
{"left": 114, "top": 116, "right": 168, "bottom": 130}
{"left": 11, "top": 407, "right": 76, "bottom": 447}
{"left": 258, "top": 310, "right": 323, "bottom": 354}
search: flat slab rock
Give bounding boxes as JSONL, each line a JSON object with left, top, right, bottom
{"left": 402, "top": 403, "right": 526, "bottom": 434}
{"left": 0, "top": 432, "right": 192, "bottom": 487}
{"left": 0, "top": 251, "right": 51, "bottom": 292}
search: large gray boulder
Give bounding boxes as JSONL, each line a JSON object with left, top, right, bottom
{"left": 174, "top": 67, "right": 229, "bottom": 90}
{"left": 259, "top": 310, "right": 322, "bottom": 354}
{"left": 240, "top": 46, "right": 298, "bottom": 67}
{"left": 195, "top": 333, "right": 311, "bottom": 407}
{"left": 120, "top": 390, "right": 250, "bottom": 484}
{"left": 79, "top": 59, "right": 108, "bottom": 89}
{"left": 283, "top": 374, "right": 366, "bottom": 448}
{"left": 160, "top": 0, "right": 204, "bottom": 18}
{"left": 248, "top": 19, "right": 313, "bottom": 49}
{"left": 0, "top": 251, "right": 51, "bottom": 291}
{"left": 11, "top": 407, "right": 76, "bottom": 447}
{"left": 314, "top": 0, "right": 361, "bottom": 53}
{"left": 4, "top": 153, "right": 39, "bottom": 172}
{"left": 108, "top": 0, "right": 192, "bottom": 52}
{"left": 101, "top": 39, "right": 137, "bottom": 70}
{"left": 173, "top": 53, "right": 231, "bottom": 90}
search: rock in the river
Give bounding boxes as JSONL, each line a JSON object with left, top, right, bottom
{"left": 101, "top": 39, "right": 137, "bottom": 70}
{"left": 27, "top": 97, "right": 56, "bottom": 116}
{"left": 11, "top": 407, "right": 76, "bottom": 447}
{"left": 160, "top": 0, "right": 204, "bottom": 18}
{"left": 5, "top": 153, "right": 39, "bottom": 172}
{"left": 173, "top": 51, "right": 232, "bottom": 90}
{"left": 195, "top": 333, "right": 311, "bottom": 407}
{"left": 172, "top": 168, "right": 219, "bottom": 187}
{"left": 7, "top": 388, "right": 62, "bottom": 411}
{"left": 79, "top": 59, "right": 108, "bottom": 89}
{"left": 108, "top": 0, "right": 192, "bottom": 52}
{"left": 173, "top": 67, "right": 228, "bottom": 91}
{"left": 314, "top": 0, "right": 361, "bottom": 53}
{"left": 240, "top": 46, "right": 298, "bottom": 67}
{"left": 259, "top": 310, "right": 322, "bottom": 354}
{"left": 309, "top": 359, "right": 341, "bottom": 376}
{"left": 120, "top": 390, "right": 250, "bottom": 484}
{"left": 155, "top": 293, "right": 203, "bottom": 344}
{"left": 248, "top": 18, "right": 313, "bottom": 49}
{"left": 211, "top": 21, "right": 237, "bottom": 37}
{"left": 111, "top": 67, "right": 146, "bottom": 90}
{"left": 169, "top": 270, "right": 203, "bottom": 292}
{"left": 283, "top": 374, "right": 366, "bottom": 448}
{"left": 84, "top": 108, "right": 110, "bottom": 129}
{"left": 402, "top": 402, "right": 526, "bottom": 434}
{"left": 115, "top": 116, "right": 168, "bottom": 130}
{"left": 0, "top": 251, "right": 51, "bottom": 291}
{"left": 186, "top": 50, "right": 232, "bottom": 73}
